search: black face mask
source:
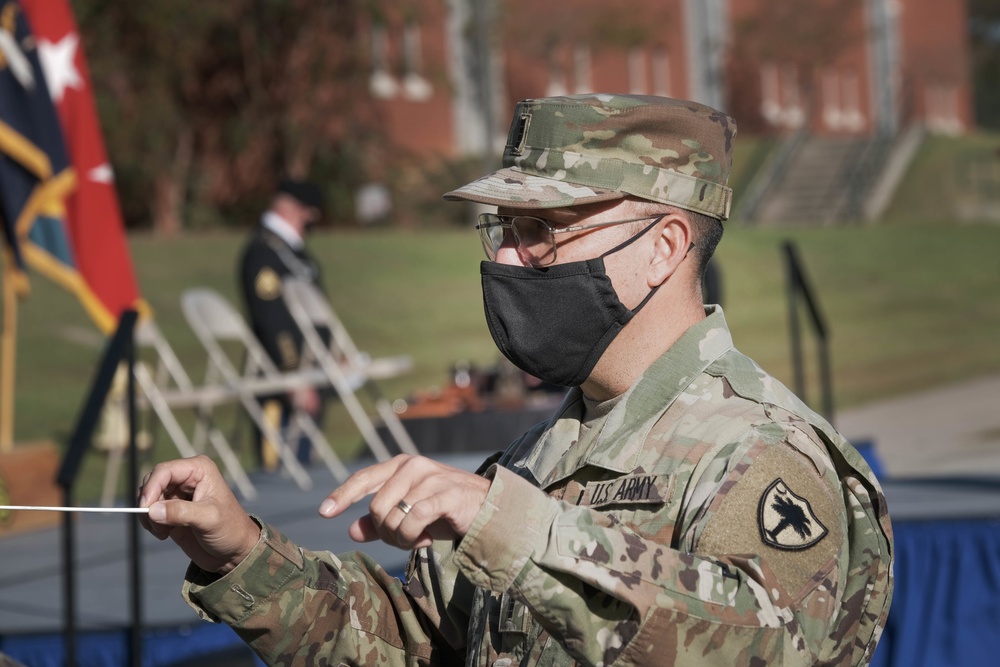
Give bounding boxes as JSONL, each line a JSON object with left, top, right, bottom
{"left": 480, "top": 219, "right": 661, "bottom": 387}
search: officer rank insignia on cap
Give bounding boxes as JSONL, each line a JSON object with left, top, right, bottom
{"left": 255, "top": 267, "right": 282, "bottom": 301}
{"left": 758, "top": 478, "right": 828, "bottom": 551}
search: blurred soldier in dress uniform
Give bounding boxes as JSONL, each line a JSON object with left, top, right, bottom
{"left": 238, "top": 178, "right": 326, "bottom": 468}
{"left": 144, "top": 95, "right": 893, "bottom": 666}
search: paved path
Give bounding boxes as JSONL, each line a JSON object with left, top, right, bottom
{"left": 837, "top": 373, "right": 1000, "bottom": 479}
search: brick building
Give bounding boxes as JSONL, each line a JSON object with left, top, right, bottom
{"left": 726, "top": 0, "right": 973, "bottom": 136}
{"left": 361, "top": 0, "right": 973, "bottom": 158}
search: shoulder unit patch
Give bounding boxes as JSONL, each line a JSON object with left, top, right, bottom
{"left": 255, "top": 267, "right": 282, "bottom": 300}
{"left": 758, "top": 478, "right": 828, "bottom": 551}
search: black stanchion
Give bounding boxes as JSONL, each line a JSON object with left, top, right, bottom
{"left": 782, "top": 241, "right": 834, "bottom": 424}
{"left": 56, "top": 310, "right": 140, "bottom": 667}
{"left": 126, "top": 320, "right": 143, "bottom": 667}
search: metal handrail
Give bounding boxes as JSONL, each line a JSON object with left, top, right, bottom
{"left": 782, "top": 242, "right": 834, "bottom": 424}
{"left": 734, "top": 125, "right": 809, "bottom": 223}
{"left": 841, "top": 130, "right": 894, "bottom": 221}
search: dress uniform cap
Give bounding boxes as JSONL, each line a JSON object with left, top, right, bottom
{"left": 444, "top": 94, "right": 736, "bottom": 220}
{"left": 278, "top": 178, "right": 325, "bottom": 213}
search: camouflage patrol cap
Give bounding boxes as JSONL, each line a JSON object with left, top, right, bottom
{"left": 444, "top": 94, "right": 737, "bottom": 220}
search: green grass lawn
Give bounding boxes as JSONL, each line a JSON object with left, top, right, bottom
{"left": 882, "top": 130, "right": 1000, "bottom": 224}
{"left": 717, "top": 224, "right": 1000, "bottom": 408}
{"left": 5, "top": 221, "right": 1000, "bottom": 504}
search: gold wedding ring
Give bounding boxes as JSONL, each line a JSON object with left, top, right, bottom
{"left": 395, "top": 499, "right": 413, "bottom": 515}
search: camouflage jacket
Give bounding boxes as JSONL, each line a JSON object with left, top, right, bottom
{"left": 183, "top": 307, "right": 893, "bottom": 666}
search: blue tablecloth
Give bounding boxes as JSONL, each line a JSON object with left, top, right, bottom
{"left": 0, "top": 623, "right": 261, "bottom": 667}
{"left": 870, "top": 516, "right": 1000, "bottom": 667}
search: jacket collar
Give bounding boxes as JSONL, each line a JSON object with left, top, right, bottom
{"left": 522, "top": 306, "right": 735, "bottom": 486}
{"left": 262, "top": 211, "right": 304, "bottom": 250}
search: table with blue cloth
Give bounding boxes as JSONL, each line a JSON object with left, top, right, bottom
{"left": 870, "top": 478, "right": 1000, "bottom": 667}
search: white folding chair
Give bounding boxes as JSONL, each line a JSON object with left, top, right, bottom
{"left": 133, "top": 319, "right": 258, "bottom": 500}
{"left": 181, "top": 288, "right": 351, "bottom": 488}
{"left": 282, "top": 278, "right": 419, "bottom": 461}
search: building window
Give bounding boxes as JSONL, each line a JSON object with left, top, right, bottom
{"left": 761, "top": 62, "right": 781, "bottom": 124}
{"left": 402, "top": 23, "right": 432, "bottom": 101}
{"left": 761, "top": 62, "right": 804, "bottom": 128}
{"left": 369, "top": 24, "right": 397, "bottom": 99}
{"left": 822, "top": 67, "right": 865, "bottom": 132}
{"left": 822, "top": 67, "right": 841, "bottom": 130}
{"left": 628, "top": 48, "right": 647, "bottom": 94}
{"left": 842, "top": 67, "right": 864, "bottom": 131}
{"left": 652, "top": 49, "right": 671, "bottom": 97}
{"left": 573, "top": 44, "right": 592, "bottom": 94}
{"left": 546, "top": 54, "right": 568, "bottom": 96}
{"left": 781, "top": 64, "right": 803, "bottom": 127}
{"left": 927, "top": 83, "right": 962, "bottom": 135}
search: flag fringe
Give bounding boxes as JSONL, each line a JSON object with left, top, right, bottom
{"left": 0, "top": 119, "right": 53, "bottom": 179}
{"left": 19, "top": 242, "right": 153, "bottom": 333}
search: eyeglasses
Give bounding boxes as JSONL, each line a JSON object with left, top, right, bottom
{"left": 475, "top": 212, "right": 664, "bottom": 267}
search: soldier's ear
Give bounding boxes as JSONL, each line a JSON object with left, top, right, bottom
{"left": 647, "top": 213, "right": 692, "bottom": 288}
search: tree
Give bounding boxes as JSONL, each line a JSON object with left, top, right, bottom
{"left": 73, "top": 0, "right": 385, "bottom": 233}
{"left": 969, "top": 0, "right": 1000, "bottom": 129}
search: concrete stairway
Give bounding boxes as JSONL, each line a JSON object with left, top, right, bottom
{"left": 754, "top": 136, "right": 870, "bottom": 224}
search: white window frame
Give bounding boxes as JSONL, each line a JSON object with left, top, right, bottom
{"left": 652, "top": 49, "right": 671, "bottom": 97}
{"left": 369, "top": 24, "right": 397, "bottom": 99}
{"left": 573, "top": 43, "right": 592, "bottom": 94}
{"left": 402, "top": 22, "right": 432, "bottom": 101}
{"left": 628, "top": 47, "right": 647, "bottom": 94}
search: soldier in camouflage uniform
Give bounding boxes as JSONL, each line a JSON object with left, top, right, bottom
{"left": 140, "top": 94, "right": 893, "bottom": 666}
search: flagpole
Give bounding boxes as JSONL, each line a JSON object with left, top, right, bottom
{"left": 1, "top": 263, "right": 18, "bottom": 452}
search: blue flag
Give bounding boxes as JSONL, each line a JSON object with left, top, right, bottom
{"left": 0, "top": 0, "right": 75, "bottom": 287}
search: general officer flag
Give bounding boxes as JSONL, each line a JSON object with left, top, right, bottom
{"left": 0, "top": 0, "right": 75, "bottom": 292}
{"left": 18, "top": 0, "right": 145, "bottom": 332}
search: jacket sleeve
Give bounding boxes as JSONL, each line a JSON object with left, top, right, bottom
{"left": 240, "top": 242, "right": 304, "bottom": 371}
{"left": 183, "top": 519, "right": 473, "bottom": 666}
{"left": 453, "top": 433, "right": 847, "bottom": 667}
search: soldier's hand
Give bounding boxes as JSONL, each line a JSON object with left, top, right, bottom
{"left": 319, "top": 455, "right": 491, "bottom": 550}
{"left": 138, "top": 455, "right": 261, "bottom": 574}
